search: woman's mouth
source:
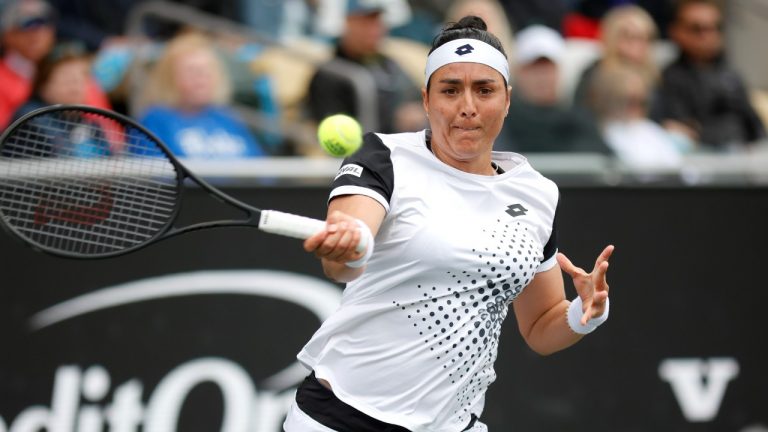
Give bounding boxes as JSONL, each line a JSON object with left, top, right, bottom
{"left": 453, "top": 125, "right": 480, "bottom": 131}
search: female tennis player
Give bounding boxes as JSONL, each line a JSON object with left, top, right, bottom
{"left": 286, "top": 15, "right": 613, "bottom": 432}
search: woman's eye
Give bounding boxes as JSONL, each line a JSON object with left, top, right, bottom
{"left": 442, "top": 88, "right": 458, "bottom": 95}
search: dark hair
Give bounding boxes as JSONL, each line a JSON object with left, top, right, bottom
{"left": 429, "top": 16, "right": 506, "bottom": 57}
{"left": 672, "top": 0, "right": 722, "bottom": 22}
{"left": 426, "top": 15, "right": 507, "bottom": 89}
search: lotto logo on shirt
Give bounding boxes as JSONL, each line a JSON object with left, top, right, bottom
{"left": 335, "top": 164, "right": 364, "bottom": 180}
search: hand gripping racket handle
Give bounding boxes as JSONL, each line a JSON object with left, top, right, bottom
{"left": 258, "top": 210, "right": 367, "bottom": 254}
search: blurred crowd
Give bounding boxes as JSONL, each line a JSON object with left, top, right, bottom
{"left": 1, "top": 0, "right": 766, "bottom": 171}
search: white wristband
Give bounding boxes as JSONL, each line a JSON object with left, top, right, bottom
{"left": 345, "top": 219, "right": 374, "bottom": 268}
{"left": 567, "top": 296, "right": 610, "bottom": 335}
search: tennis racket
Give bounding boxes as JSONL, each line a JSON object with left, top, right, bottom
{"left": 0, "top": 104, "right": 361, "bottom": 259}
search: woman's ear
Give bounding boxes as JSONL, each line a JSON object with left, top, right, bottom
{"left": 421, "top": 87, "right": 429, "bottom": 116}
{"left": 506, "top": 85, "right": 513, "bottom": 114}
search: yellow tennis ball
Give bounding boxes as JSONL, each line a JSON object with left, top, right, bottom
{"left": 317, "top": 114, "right": 363, "bottom": 157}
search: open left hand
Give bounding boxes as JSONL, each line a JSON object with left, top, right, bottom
{"left": 557, "top": 245, "right": 614, "bottom": 325}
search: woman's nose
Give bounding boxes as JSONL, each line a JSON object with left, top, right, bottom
{"left": 460, "top": 93, "right": 478, "bottom": 118}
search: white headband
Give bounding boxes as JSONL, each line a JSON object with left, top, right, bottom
{"left": 424, "top": 38, "right": 509, "bottom": 87}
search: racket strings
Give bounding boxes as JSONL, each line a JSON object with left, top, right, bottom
{"left": 0, "top": 109, "right": 181, "bottom": 256}
{"left": 3, "top": 118, "right": 165, "bottom": 160}
{"left": 2, "top": 185, "right": 174, "bottom": 231}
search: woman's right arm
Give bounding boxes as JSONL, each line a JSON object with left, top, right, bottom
{"left": 303, "top": 194, "right": 386, "bottom": 283}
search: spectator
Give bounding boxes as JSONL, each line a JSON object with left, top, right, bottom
{"left": 574, "top": 4, "right": 659, "bottom": 111}
{"left": 496, "top": 25, "right": 608, "bottom": 153}
{"left": 306, "top": 0, "right": 425, "bottom": 140}
{"left": 8, "top": 42, "right": 112, "bottom": 157}
{"left": 654, "top": 0, "right": 765, "bottom": 149}
{"left": 45, "top": 0, "right": 246, "bottom": 117}
{"left": 138, "top": 31, "right": 265, "bottom": 159}
{"left": 45, "top": 0, "right": 145, "bottom": 114}
{"left": 312, "top": 0, "right": 412, "bottom": 41}
{"left": 0, "top": 0, "right": 110, "bottom": 130}
{"left": 591, "top": 64, "right": 691, "bottom": 171}
{"left": 11, "top": 42, "right": 89, "bottom": 119}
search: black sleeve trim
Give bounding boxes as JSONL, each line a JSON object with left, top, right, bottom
{"left": 329, "top": 132, "right": 394, "bottom": 205}
{"left": 542, "top": 196, "right": 559, "bottom": 262}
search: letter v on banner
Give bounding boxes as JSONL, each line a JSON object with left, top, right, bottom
{"left": 659, "top": 357, "right": 740, "bottom": 422}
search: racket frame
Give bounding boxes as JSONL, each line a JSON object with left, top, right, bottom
{"left": 0, "top": 104, "right": 269, "bottom": 259}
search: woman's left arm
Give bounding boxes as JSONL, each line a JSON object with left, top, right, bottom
{"left": 513, "top": 245, "right": 614, "bottom": 356}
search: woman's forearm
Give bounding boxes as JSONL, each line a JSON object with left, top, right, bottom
{"left": 522, "top": 299, "right": 584, "bottom": 356}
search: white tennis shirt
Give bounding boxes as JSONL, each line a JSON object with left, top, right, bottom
{"left": 298, "top": 130, "right": 559, "bottom": 432}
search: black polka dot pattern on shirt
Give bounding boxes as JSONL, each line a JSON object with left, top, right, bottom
{"left": 393, "top": 220, "right": 542, "bottom": 423}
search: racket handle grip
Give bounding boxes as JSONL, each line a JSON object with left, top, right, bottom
{"left": 259, "top": 210, "right": 325, "bottom": 239}
{"left": 258, "top": 210, "right": 367, "bottom": 254}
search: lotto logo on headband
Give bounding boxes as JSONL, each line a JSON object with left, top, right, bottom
{"left": 424, "top": 38, "right": 509, "bottom": 86}
{"left": 455, "top": 44, "right": 474, "bottom": 56}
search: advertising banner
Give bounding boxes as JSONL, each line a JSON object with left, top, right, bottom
{"left": 1, "top": 186, "right": 766, "bottom": 432}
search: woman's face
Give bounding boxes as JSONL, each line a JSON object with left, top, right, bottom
{"left": 671, "top": 3, "right": 723, "bottom": 63}
{"left": 343, "top": 12, "right": 386, "bottom": 58}
{"left": 2, "top": 24, "right": 55, "bottom": 62}
{"left": 422, "top": 62, "right": 510, "bottom": 171}
{"left": 614, "top": 19, "right": 652, "bottom": 65}
{"left": 173, "top": 49, "right": 219, "bottom": 109}
{"left": 39, "top": 59, "right": 89, "bottom": 105}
